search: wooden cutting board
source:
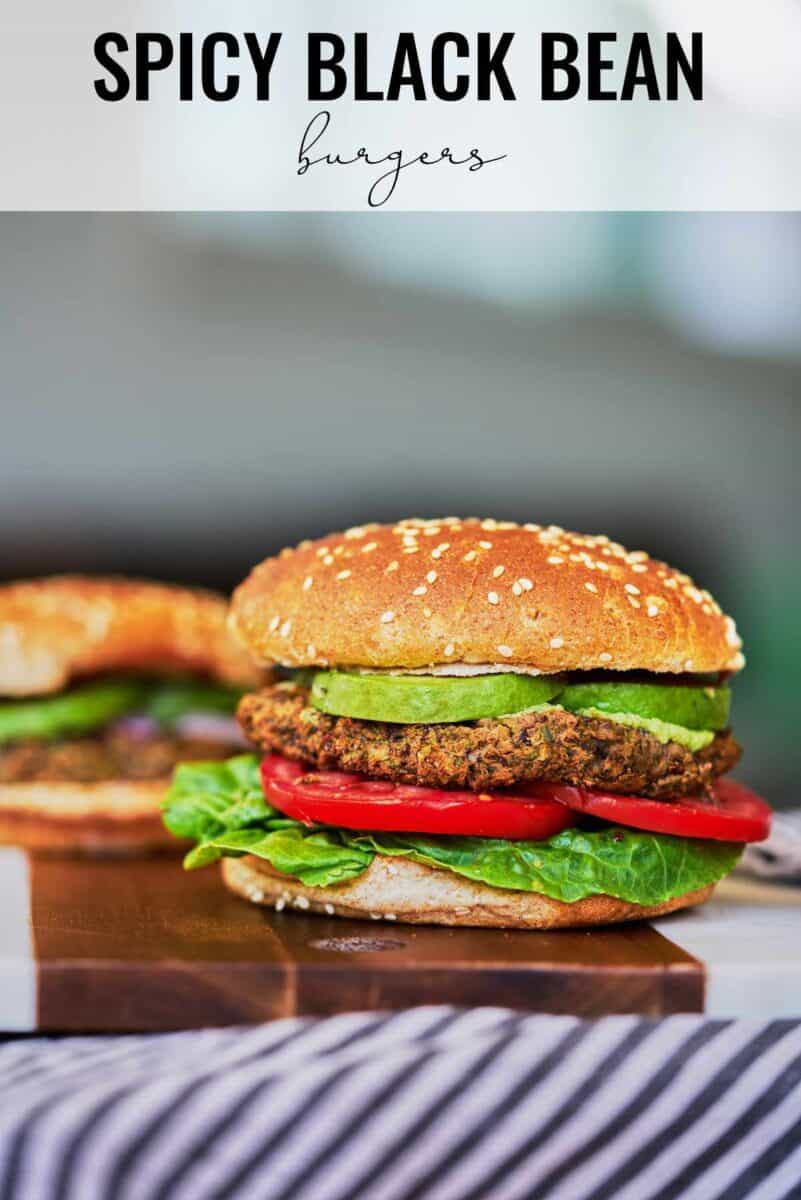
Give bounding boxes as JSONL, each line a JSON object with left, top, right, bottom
{"left": 0, "top": 849, "right": 798, "bottom": 1031}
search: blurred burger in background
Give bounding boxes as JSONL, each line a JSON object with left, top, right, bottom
{"left": 164, "top": 519, "right": 771, "bottom": 928}
{"left": 0, "top": 578, "right": 263, "bottom": 853}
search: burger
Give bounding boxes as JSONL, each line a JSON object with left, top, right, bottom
{"left": 163, "top": 519, "right": 771, "bottom": 928}
{"left": 0, "top": 577, "right": 263, "bottom": 853}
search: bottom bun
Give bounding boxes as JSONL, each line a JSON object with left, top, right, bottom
{"left": 222, "top": 854, "right": 715, "bottom": 930}
{"left": 0, "top": 780, "right": 181, "bottom": 856}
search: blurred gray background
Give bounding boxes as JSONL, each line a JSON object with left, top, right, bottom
{"left": 0, "top": 213, "right": 799, "bottom": 807}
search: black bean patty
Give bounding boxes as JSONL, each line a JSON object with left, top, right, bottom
{"left": 0, "top": 730, "right": 238, "bottom": 784}
{"left": 238, "top": 683, "right": 741, "bottom": 799}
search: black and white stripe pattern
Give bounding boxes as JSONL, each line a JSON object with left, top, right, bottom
{"left": 1, "top": 1008, "right": 800, "bottom": 1200}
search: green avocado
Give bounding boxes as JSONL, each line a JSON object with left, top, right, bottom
{"left": 559, "top": 680, "right": 730, "bottom": 731}
{"left": 309, "top": 670, "right": 564, "bottom": 724}
{"left": 0, "top": 679, "right": 152, "bottom": 745}
{"left": 573, "top": 707, "right": 715, "bottom": 752}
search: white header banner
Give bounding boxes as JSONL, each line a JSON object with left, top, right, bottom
{"left": 2, "top": 1, "right": 800, "bottom": 210}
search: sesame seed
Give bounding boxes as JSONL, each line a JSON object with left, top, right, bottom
{"left": 336, "top": 569, "right": 351, "bottom": 581}
{"left": 632, "top": 563, "right": 648, "bottom": 574}
{"left": 279, "top": 620, "right": 292, "bottom": 637}
{"left": 385, "top": 913, "right": 397, "bottom": 921}
{"left": 518, "top": 578, "right": 533, "bottom": 591}
{"left": 380, "top": 611, "right": 395, "bottom": 624}
{"left": 268, "top": 615, "right": 280, "bottom": 632}
{"left": 550, "top": 636, "right": 564, "bottom": 649}
{"left": 512, "top": 582, "right": 522, "bottom": 596}
{"left": 322, "top": 554, "right": 334, "bottom": 566}
{"left": 497, "top": 644, "right": 513, "bottom": 657}
{"left": 402, "top": 547, "right": 419, "bottom": 555}
{"left": 585, "top": 582, "right": 598, "bottom": 594}
{"left": 412, "top": 585, "right": 427, "bottom": 596}
{"left": 487, "top": 592, "right": 500, "bottom": 605}
{"left": 647, "top": 605, "right": 659, "bottom": 617}
{"left": 524, "top": 523, "right": 541, "bottom": 532}
{"left": 480, "top": 519, "right": 497, "bottom": 530}
{"left": 627, "top": 596, "right": 641, "bottom": 609}
{"left": 596, "top": 562, "right": 610, "bottom": 573}
{"left": 599, "top": 651, "right": 613, "bottom": 663}
{"left": 438, "top": 543, "right": 451, "bottom": 553}
{"left": 431, "top": 549, "right": 442, "bottom": 560}
{"left": 624, "top": 584, "right": 640, "bottom": 595}
{"left": 725, "top": 617, "right": 740, "bottom": 647}
{"left": 315, "top": 546, "right": 330, "bottom": 557}
{"left": 479, "top": 540, "right": 493, "bottom": 550}
{"left": 547, "top": 556, "right": 564, "bottom": 565}
{"left": 302, "top": 576, "right": 313, "bottom": 591}
{"left": 386, "top": 561, "right": 399, "bottom": 573}
{"left": 275, "top": 897, "right": 286, "bottom": 912}
{"left": 250, "top": 889, "right": 264, "bottom": 903}
{"left": 664, "top": 577, "right": 677, "bottom": 589}
{"left": 344, "top": 526, "right": 367, "bottom": 539}
{"left": 422, "top": 527, "right": 440, "bottom": 537}
{"left": 426, "top": 570, "right": 438, "bottom": 584}
{"left": 492, "top": 565, "right": 505, "bottom": 578}
{"left": 464, "top": 550, "right": 478, "bottom": 562}
{"left": 295, "top": 895, "right": 310, "bottom": 910}
{"left": 423, "top": 607, "right": 432, "bottom": 618}
{"left": 361, "top": 541, "right": 378, "bottom": 553}
{"left": 370, "top": 913, "right": 382, "bottom": 921}
{"left": 684, "top": 659, "right": 694, "bottom": 671}
{"left": 324, "top": 903, "right": 335, "bottom": 915}
{"left": 444, "top": 643, "right": 455, "bottom": 657}
{"left": 307, "top": 643, "right": 316, "bottom": 656}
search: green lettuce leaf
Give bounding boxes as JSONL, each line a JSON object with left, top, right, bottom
{"left": 346, "top": 828, "right": 740, "bottom": 905}
{"left": 197, "top": 826, "right": 373, "bottom": 886}
{"left": 163, "top": 755, "right": 741, "bottom": 905}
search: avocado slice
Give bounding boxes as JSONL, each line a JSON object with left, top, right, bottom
{"left": 309, "top": 671, "right": 564, "bottom": 724}
{"left": 0, "top": 679, "right": 153, "bottom": 745}
{"left": 572, "top": 707, "right": 715, "bottom": 751}
{"left": 560, "top": 680, "right": 730, "bottom": 731}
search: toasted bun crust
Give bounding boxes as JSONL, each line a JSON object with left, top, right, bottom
{"left": 0, "top": 780, "right": 180, "bottom": 855}
{"left": 222, "top": 855, "right": 716, "bottom": 930}
{"left": 231, "top": 519, "right": 743, "bottom": 675}
{"left": 0, "top": 576, "right": 263, "bottom": 697}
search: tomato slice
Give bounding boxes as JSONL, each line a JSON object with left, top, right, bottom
{"left": 538, "top": 777, "right": 771, "bottom": 843}
{"left": 260, "top": 755, "right": 576, "bottom": 841}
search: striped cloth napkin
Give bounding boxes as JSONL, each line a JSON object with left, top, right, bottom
{"left": 0, "top": 1007, "right": 799, "bottom": 1200}
{"left": 741, "top": 810, "right": 801, "bottom": 883}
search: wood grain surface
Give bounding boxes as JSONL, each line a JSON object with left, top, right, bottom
{"left": 30, "top": 856, "right": 704, "bottom": 1031}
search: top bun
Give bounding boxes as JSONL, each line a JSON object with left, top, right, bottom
{"left": 231, "top": 519, "right": 744, "bottom": 676}
{"left": 0, "top": 577, "right": 264, "bottom": 697}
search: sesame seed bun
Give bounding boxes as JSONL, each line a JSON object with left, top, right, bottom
{"left": 0, "top": 780, "right": 180, "bottom": 855}
{"left": 222, "top": 854, "right": 716, "bottom": 929}
{"left": 0, "top": 576, "right": 263, "bottom": 697}
{"left": 230, "top": 519, "right": 743, "bottom": 676}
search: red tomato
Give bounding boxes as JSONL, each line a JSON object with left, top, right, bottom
{"left": 537, "top": 777, "right": 771, "bottom": 843}
{"left": 260, "top": 755, "right": 576, "bottom": 841}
